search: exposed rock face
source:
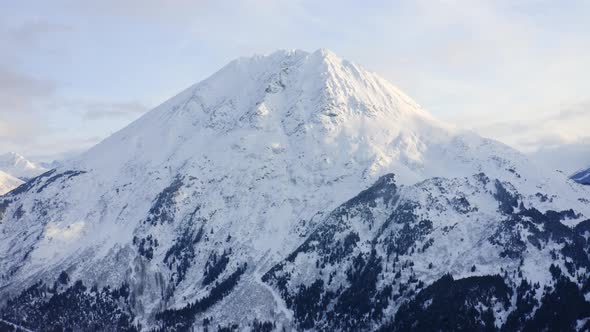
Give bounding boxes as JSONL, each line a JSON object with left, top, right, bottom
{"left": 572, "top": 167, "right": 590, "bottom": 185}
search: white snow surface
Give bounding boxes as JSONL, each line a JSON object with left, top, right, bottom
{"left": 0, "top": 152, "right": 47, "bottom": 180}
{"left": 0, "top": 171, "right": 22, "bottom": 195}
{"left": 1, "top": 49, "right": 589, "bottom": 328}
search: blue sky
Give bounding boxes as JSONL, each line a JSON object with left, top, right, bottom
{"left": 1, "top": 0, "right": 589, "bottom": 160}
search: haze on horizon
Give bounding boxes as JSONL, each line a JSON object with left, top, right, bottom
{"left": 1, "top": 0, "right": 589, "bottom": 161}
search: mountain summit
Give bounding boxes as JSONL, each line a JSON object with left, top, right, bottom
{"left": 77, "top": 49, "right": 528, "bottom": 185}
{"left": 0, "top": 152, "right": 47, "bottom": 181}
{"left": 1, "top": 50, "right": 590, "bottom": 331}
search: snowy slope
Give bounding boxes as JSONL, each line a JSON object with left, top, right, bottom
{"left": 0, "top": 171, "right": 22, "bottom": 195}
{"left": 0, "top": 152, "right": 47, "bottom": 181}
{"left": 1, "top": 49, "right": 589, "bottom": 331}
{"left": 264, "top": 173, "right": 590, "bottom": 330}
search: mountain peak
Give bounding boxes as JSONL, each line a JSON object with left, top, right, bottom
{"left": 0, "top": 152, "right": 25, "bottom": 163}
{"left": 80, "top": 48, "right": 448, "bottom": 185}
{"left": 0, "top": 152, "right": 46, "bottom": 180}
{"left": 313, "top": 47, "right": 337, "bottom": 56}
{"left": 236, "top": 48, "right": 338, "bottom": 64}
{"left": 310, "top": 47, "right": 340, "bottom": 62}
{"left": 174, "top": 48, "right": 436, "bottom": 132}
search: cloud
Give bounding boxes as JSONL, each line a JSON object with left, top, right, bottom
{"left": 3, "top": 20, "right": 71, "bottom": 48}
{"left": 0, "top": 19, "right": 72, "bottom": 68}
{"left": 0, "top": 66, "right": 149, "bottom": 158}
{"left": 475, "top": 99, "right": 590, "bottom": 152}
{"left": 559, "top": 101, "right": 590, "bottom": 119}
{"left": 0, "top": 65, "right": 56, "bottom": 149}
{"left": 529, "top": 137, "right": 590, "bottom": 174}
{"left": 78, "top": 101, "right": 148, "bottom": 120}
{"left": 0, "top": 21, "right": 67, "bottom": 154}
{"left": 0, "top": 66, "right": 56, "bottom": 111}
{"left": 0, "top": 18, "right": 150, "bottom": 157}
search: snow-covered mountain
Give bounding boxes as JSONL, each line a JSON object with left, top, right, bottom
{"left": 1, "top": 49, "right": 589, "bottom": 331}
{"left": 572, "top": 167, "right": 590, "bottom": 185}
{"left": 0, "top": 171, "right": 22, "bottom": 195}
{"left": 0, "top": 152, "right": 47, "bottom": 181}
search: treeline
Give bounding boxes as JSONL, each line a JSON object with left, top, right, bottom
{"left": 154, "top": 263, "right": 247, "bottom": 331}
{"left": 0, "top": 271, "right": 137, "bottom": 332}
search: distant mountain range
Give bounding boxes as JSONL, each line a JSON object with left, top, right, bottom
{"left": 0, "top": 152, "right": 47, "bottom": 181}
{"left": 0, "top": 153, "right": 49, "bottom": 194}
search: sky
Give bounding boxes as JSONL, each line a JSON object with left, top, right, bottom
{"left": 1, "top": 0, "right": 589, "bottom": 161}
